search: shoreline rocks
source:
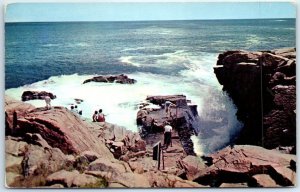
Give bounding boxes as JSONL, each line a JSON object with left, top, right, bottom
{"left": 83, "top": 74, "right": 136, "bottom": 84}
{"left": 214, "top": 47, "right": 296, "bottom": 150}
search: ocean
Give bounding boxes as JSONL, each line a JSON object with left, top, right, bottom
{"left": 5, "top": 19, "right": 295, "bottom": 153}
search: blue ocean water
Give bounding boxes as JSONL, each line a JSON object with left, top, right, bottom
{"left": 5, "top": 19, "right": 295, "bottom": 89}
{"left": 5, "top": 19, "right": 295, "bottom": 153}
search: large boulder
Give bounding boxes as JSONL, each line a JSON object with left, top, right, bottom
{"left": 86, "top": 171, "right": 150, "bottom": 188}
{"left": 5, "top": 96, "right": 35, "bottom": 135}
{"left": 251, "top": 174, "right": 279, "bottom": 187}
{"left": 5, "top": 136, "right": 70, "bottom": 188}
{"left": 214, "top": 48, "right": 296, "bottom": 149}
{"left": 100, "top": 122, "right": 146, "bottom": 159}
{"left": 193, "top": 145, "right": 296, "bottom": 187}
{"left": 178, "top": 155, "right": 207, "bottom": 180}
{"left": 88, "top": 158, "right": 131, "bottom": 175}
{"left": 14, "top": 106, "right": 113, "bottom": 158}
{"left": 46, "top": 170, "right": 105, "bottom": 188}
{"left": 144, "top": 171, "right": 206, "bottom": 188}
{"left": 83, "top": 74, "right": 136, "bottom": 84}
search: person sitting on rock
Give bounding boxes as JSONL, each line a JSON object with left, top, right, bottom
{"left": 97, "top": 109, "right": 105, "bottom": 122}
{"left": 44, "top": 96, "right": 51, "bottom": 110}
{"left": 70, "top": 105, "right": 76, "bottom": 114}
{"left": 163, "top": 122, "right": 173, "bottom": 149}
{"left": 74, "top": 105, "right": 82, "bottom": 115}
{"left": 74, "top": 105, "right": 79, "bottom": 113}
{"left": 92, "top": 111, "right": 98, "bottom": 122}
{"left": 165, "top": 100, "right": 176, "bottom": 118}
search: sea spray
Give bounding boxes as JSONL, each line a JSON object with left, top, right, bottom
{"left": 5, "top": 52, "right": 242, "bottom": 154}
{"left": 191, "top": 135, "right": 204, "bottom": 156}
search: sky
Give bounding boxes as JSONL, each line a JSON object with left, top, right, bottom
{"left": 5, "top": 2, "right": 296, "bottom": 23}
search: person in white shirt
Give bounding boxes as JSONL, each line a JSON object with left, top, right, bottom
{"left": 165, "top": 100, "right": 176, "bottom": 118}
{"left": 164, "top": 122, "right": 173, "bottom": 149}
{"left": 45, "top": 96, "right": 51, "bottom": 110}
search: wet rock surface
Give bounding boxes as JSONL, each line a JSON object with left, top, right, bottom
{"left": 83, "top": 74, "right": 136, "bottom": 84}
{"left": 214, "top": 48, "right": 296, "bottom": 150}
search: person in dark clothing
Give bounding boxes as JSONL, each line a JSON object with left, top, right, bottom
{"left": 92, "top": 111, "right": 98, "bottom": 122}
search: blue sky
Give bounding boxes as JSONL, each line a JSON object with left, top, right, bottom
{"left": 5, "top": 2, "right": 296, "bottom": 22}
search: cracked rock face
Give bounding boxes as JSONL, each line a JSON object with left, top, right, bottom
{"left": 214, "top": 48, "right": 296, "bottom": 150}
{"left": 194, "top": 145, "right": 296, "bottom": 187}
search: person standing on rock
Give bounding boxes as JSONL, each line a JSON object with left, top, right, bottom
{"left": 44, "top": 96, "right": 51, "bottom": 110}
{"left": 165, "top": 100, "right": 176, "bottom": 118}
{"left": 164, "top": 122, "right": 172, "bottom": 149}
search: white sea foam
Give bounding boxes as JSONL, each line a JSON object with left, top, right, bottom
{"left": 5, "top": 52, "right": 242, "bottom": 154}
{"left": 191, "top": 135, "right": 204, "bottom": 156}
{"left": 42, "top": 43, "right": 60, "bottom": 47}
{"left": 119, "top": 56, "right": 141, "bottom": 67}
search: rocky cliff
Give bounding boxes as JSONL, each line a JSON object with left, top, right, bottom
{"left": 214, "top": 48, "right": 296, "bottom": 150}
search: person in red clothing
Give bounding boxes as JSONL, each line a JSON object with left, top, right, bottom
{"left": 97, "top": 109, "right": 105, "bottom": 122}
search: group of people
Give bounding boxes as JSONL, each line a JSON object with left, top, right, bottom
{"left": 92, "top": 109, "right": 106, "bottom": 122}
{"left": 70, "top": 105, "right": 82, "bottom": 115}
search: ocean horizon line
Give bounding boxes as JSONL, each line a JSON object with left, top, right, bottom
{"left": 5, "top": 17, "right": 295, "bottom": 24}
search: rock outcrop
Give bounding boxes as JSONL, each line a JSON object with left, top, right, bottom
{"left": 191, "top": 145, "right": 296, "bottom": 187}
{"left": 5, "top": 96, "right": 35, "bottom": 135}
{"left": 214, "top": 48, "right": 296, "bottom": 150}
{"left": 137, "top": 95, "right": 200, "bottom": 155}
{"left": 83, "top": 74, "right": 136, "bottom": 84}
{"left": 21, "top": 91, "right": 56, "bottom": 101}
{"left": 12, "top": 107, "right": 113, "bottom": 157}
{"left": 99, "top": 122, "right": 146, "bottom": 159}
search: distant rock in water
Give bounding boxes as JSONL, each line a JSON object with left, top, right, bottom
{"left": 21, "top": 91, "right": 56, "bottom": 101}
{"left": 83, "top": 74, "right": 136, "bottom": 84}
{"left": 214, "top": 47, "right": 296, "bottom": 151}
